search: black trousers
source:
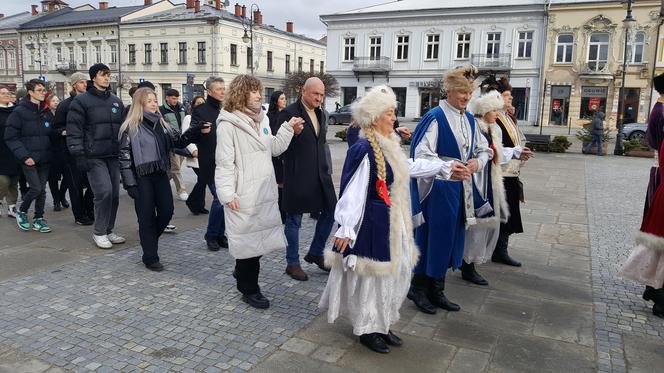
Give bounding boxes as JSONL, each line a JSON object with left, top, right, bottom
{"left": 186, "top": 167, "right": 207, "bottom": 212}
{"left": 134, "top": 172, "right": 174, "bottom": 266}
{"left": 20, "top": 164, "right": 50, "bottom": 218}
{"left": 48, "top": 153, "right": 68, "bottom": 204}
{"left": 64, "top": 157, "right": 94, "bottom": 221}
{"left": 235, "top": 256, "right": 261, "bottom": 295}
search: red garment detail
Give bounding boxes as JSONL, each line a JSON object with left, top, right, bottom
{"left": 640, "top": 140, "right": 664, "bottom": 238}
{"left": 489, "top": 143, "right": 497, "bottom": 165}
{"left": 376, "top": 178, "right": 391, "bottom": 206}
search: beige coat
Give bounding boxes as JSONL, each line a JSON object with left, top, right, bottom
{"left": 215, "top": 109, "right": 294, "bottom": 259}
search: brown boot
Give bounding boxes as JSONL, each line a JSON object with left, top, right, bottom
{"left": 285, "top": 265, "right": 309, "bottom": 281}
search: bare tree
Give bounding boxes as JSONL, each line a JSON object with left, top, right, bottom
{"left": 282, "top": 71, "right": 339, "bottom": 101}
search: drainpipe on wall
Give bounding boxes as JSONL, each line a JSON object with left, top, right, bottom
{"left": 538, "top": 0, "right": 551, "bottom": 134}
{"left": 117, "top": 22, "right": 122, "bottom": 98}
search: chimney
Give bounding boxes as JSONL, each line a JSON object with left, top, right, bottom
{"left": 241, "top": 5, "right": 246, "bottom": 18}
{"left": 194, "top": 0, "right": 200, "bottom": 13}
{"left": 48, "top": 3, "right": 55, "bottom": 12}
{"left": 99, "top": 2, "right": 108, "bottom": 10}
{"left": 215, "top": 0, "right": 221, "bottom": 10}
{"left": 253, "top": 10, "right": 261, "bottom": 24}
{"left": 234, "top": 3, "right": 241, "bottom": 17}
{"left": 286, "top": 21, "right": 293, "bottom": 33}
{"left": 144, "top": 0, "right": 152, "bottom": 5}
{"left": 31, "top": 5, "right": 39, "bottom": 15}
{"left": 186, "top": 0, "right": 194, "bottom": 9}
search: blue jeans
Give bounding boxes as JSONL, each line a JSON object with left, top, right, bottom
{"left": 284, "top": 210, "right": 334, "bottom": 265}
{"left": 584, "top": 134, "right": 603, "bottom": 156}
{"left": 206, "top": 182, "right": 225, "bottom": 238}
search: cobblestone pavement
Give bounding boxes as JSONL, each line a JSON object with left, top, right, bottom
{"left": 0, "top": 219, "right": 329, "bottom": 373}
{"left": 585, "top": 154, "right": 664, "bottom": 373}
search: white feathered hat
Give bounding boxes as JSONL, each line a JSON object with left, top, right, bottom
{"left": 469, "top": 90, "right": 504, "bottom": 116}
{"left": 351, "top": 85, "right": 397, "bottom": 129}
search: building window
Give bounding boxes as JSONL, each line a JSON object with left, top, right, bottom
{"left": 309, "top": 59, "right": 314, "bottom": 73}
{"left": 555, "top": 34, "right": 573, "bottom": 63}
{"left": 129, "top": 44, "right": 136, "bottom": 64}
{"left": 285, "top": 54, "right": 291, "bottom": 74}
{"left": 178, "top": 42, "right": 187, "bottom": 64}
{"left": 517, "top": 31, "right": 533, "bottom": 58}
{"left": 247, "top": 47, "right": 252, "bottom": 69}
{"left": 629, "top": 31, "right": 645, "bottom": 64}
{"left": 0, "top": 51, "right": 5, "bottom": 70}
{"left": 160, "top": 43, "right": 168, "bottom": 64}
{"left": 230, "top": 44, "right": 237, "bottom": 66}
{"left": 144, "top": 43, "right": 152, "bottom": 64}
{"left": 95, "top": 45, "right": 101, "bottom": 63}
{"left": 426, "top": 34, "right": 440, "bottom": 60}
{"left": 456, "top": 33, "right": 471, "bottom": 59}
{"left": 30, "top": 51, "right": 34, "bottom": 66}
{"left": 110, "top": 44, "right": 117, "bottom": 64}
{"left": 298, "top": 56, "right": 303, "bottom": 72}
{"left": 264, "top": 87, "right": 275, "bottom": 103}
{"left": 580, "top": 86, "right": 608, "bottom": 119}
{"left": 343, "top": 37, "right": 355, "bottom": 61}
{"left": 319, "top": 61, "right": 324, "bottom": 74}
{"left": 57, "top": 47, "right": 62, "bottom": 62}
{"left": 7, "top": 50, "right": 15, "bottom": 70}
{"left": 341, "top": 86, "right": 357, "bottom": 106}
{"left": 68, "top": 46, "right": 74, "bottom": 63}
{"left": 395, "top": 35, "right": 409, "bottom": 61}
{"left": 267, "top": 51, "right": 273, "bottom": 71}
{"left": 81, "top": 46, "right": 87, "bottom": 65}
{"left": 197, "top": 42, "right": 206, "bottom": 64}
{"left": 486, "top": 32, "right": 501, "bottom": 57}
{"left": 587, "top": 33, "right": 609, "bottom": 71}
{"left": 369, "top": 36, "right": 382, "bottom": 60}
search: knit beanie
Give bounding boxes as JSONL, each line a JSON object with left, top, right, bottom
{"left": 88, "top": 63, "right": 110, "bottom": 80}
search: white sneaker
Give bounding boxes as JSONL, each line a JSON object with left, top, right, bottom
{"left": 93, "top": 234, "right": 113, "bottom": 249}
{"left": 7, "top": 205, "right": 16, "bottom": 218}
{"left": 178, "top": 192, "right": 189, "bottom": 201}
{"left": 164, "top": 224, "right": 176, "bottom": 233}
{"left": 107, "top": 233, "right": 126, "bottom": 244}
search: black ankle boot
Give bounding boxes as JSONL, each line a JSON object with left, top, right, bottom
{"left": 461, "top": 261, "right": 488, "bottom": 286}
{"left": 359, "top": 333, "right": 390, "bottom": 353}
{"left": 653, "top": 303, "right": 664, "bottom": 318}
{"left": 407, "top": 273, "right": 437, "bottom": 314}
{"left": 643, "top": 286, "right": 664, "bottom": 304}
{"left": 492, "top": 233, "right": 522, "bottom": 267}
{"left": 428, "top": 277, "right": 460, "bottom": 312}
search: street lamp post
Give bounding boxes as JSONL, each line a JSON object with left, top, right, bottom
{"left": 241, "top": 4, "right": 260, "bottom": 75}
{"left": 614, "top": 0, "right": 636, "bottom": 155}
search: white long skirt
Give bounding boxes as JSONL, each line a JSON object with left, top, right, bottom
{"left": 318, "top": 220, "right": 412, "bottom": 336}
{"left": 463, "top": 220, "right": 500, "bottom": 264}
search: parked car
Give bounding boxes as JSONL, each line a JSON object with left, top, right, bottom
{"left": 620, "top": 122, "right": 647, "bottom": 141}
{"left": 328, "top": 104, "right": 352, "bottom": 125}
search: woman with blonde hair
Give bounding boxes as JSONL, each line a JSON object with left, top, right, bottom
{"left": 215, "top": 75, "right": 304, "bottom": 309}
{"left": 118, "top": 87, "right": 205, "bottom": 271}
{"left": 318, "top": 85, "right": 456, "bottom": 353}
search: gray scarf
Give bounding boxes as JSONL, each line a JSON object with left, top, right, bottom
{"left": 131, "top": 112, "right": 169, "bottom": 176}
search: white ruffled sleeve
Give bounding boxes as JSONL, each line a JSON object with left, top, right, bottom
{"left": 501, "top": 146, "right": 522, "bottom": 164}
{"left": 408, "top": 158, "right": 452, "bottom": 179}
{"left": 333, "top": 155, "right": 370, "bottom": 242}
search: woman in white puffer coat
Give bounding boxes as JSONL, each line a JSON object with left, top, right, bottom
{"left": 215, "top": 75, "right": 304, "bottom": 309}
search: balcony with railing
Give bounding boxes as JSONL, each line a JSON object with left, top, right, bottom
{"left": 579, "top": 61, "right": 613, "bottom": 80}
{"left": 352, "top": 56, "right": 392, "bottom": 81}
{"left": 470, "top": 54, "right": 512, "bottom": 71}
{"left": 56, "top": 62, "right": 77, "bottom": 75}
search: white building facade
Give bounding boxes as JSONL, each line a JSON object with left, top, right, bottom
{"left": 321, "top": 0, "right": 547, "bottom": 124}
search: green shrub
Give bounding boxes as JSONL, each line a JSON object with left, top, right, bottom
{"left": 549, "top": 136, "right": 572, "bottom": 153}
{"left": 335, "top": 128, "right": 348, "bottom": 142}
{"left": 623, "top": 139, "right": 651, "bottom": 153}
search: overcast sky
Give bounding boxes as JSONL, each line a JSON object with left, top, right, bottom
{"left": 2, "top": 0, "right": 383, "bottom": 39}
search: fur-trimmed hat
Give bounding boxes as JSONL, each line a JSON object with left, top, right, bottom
{"left": 444, "top": 66, "right": 478, "bottom": 93}
{"left": 480, "top": 75, "right": 512, "bottom": 94}
{"left": 352, "top": 85, "right": 397, "bottom": 129}
{"left": 654, "top": 73, "right": 664, "bottom": 94}
{"left": 470, "top": 90, "right": 505, "bottom": 116}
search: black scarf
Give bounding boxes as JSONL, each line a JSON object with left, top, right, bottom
{"left": 131, "top": 112, "right": 170, "bottom": 176}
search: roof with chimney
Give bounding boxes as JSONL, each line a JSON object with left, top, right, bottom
{"left": 325, "top": 0, "right": 546, "bottom": 16}
{"left": 123, "top": 4, "right": 324, "bottom": 46}
{"left": 18, "top": 4, "right": 147, "bottom": 30}
{"left": 0, "top": 12, "right": 39, "bottom": 32}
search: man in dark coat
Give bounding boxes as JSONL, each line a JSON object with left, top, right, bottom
{"left": 582, "top": 111, "right": 605, "bottom": 156}
{"left": 66, "top": 63, "right": 125, "bottom": 249}
{"left": 0, "top": 86, "right": 19, "bottom": 218}
{"left": 278, "top": 77, "right": 337, "bottom": 281}
{"left": 55, "top": 72, "right": 94, "bottom": 225}
{"left": 4, "top": 79, "right": 53, "bottom": 233}
{"left": 189, "top": 76, "right": 227, "bottom": 251}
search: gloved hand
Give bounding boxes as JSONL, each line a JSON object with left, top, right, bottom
{"left": 75, "top": 157, "right": 90, "bottom": 172}
{"left": 126, "top": 186, "right": 139, "bottom": 200}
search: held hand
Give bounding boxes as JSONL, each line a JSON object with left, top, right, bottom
{"left": 201, "top": 127, "right": 211, "bottom": 134}
{"left": 334, "top": 237, "right": 352, "bottom": 254}
{"left": 395, "top": 127, "right": 411, "bottom": 140}
{"left": 24, "top": 158, "right": 35, "bottom": 166}
{"left": 450, "top": 161, "right": 470, "bottom": 181}
{"left": 289, "top": 117, "right": 305, "bottom": 135}
{"left": 466, "top": 159, "right": 480, "bottom": 174}
{"left": 192, "top": 150, "right": 198, "bottom": 158}
{"left": 227, "top": 198, "right": 240, "bottom": 211}
{"left": 520, "top": 147, "right": 534, "bottom": 161}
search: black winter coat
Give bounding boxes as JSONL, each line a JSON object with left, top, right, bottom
{"left": 53, "top": 95, "right": 75, "bottom": 155}
{"left": 278, "top": 99, "right": 336, "bottom": 213}
{"left": 4, "top": 99, "right": 53, "bottom": 165}
{"left": 190, "top": 95, "right": 222, "bottom": 183}
{"left": 0, "top": 104, "right": 20, "bottom": 176}
{"left": 66, "top": 82, "right": 124, "bottom": 159}
{"left": 268, "top": 110, "right": 285, "bottom": 184}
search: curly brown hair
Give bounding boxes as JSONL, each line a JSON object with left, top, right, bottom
{"left": 223, "top": 75, "right": 263, "bottom": 112}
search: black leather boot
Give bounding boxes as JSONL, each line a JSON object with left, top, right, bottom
{"left": 461, "top": 261, "right": 488, "bottom": 286}
{"left": 643, "top": 286, "right": 664, "bottom": 304}
{"left": 492, "top": 232, "right": 522, "bottom": 267}
{"left": 654, "top": 304, "right": 664, "bottom": 318}
{"left": 378, "top": 330, "right": 403, "bottom": 347}
{"left": 407, "top": 273, "right": 437, "bottom": 314}
{"left": 428, "top": 277, "right": 460, "bottom": 312}
{"left": 359, "top": 333, "right": 390, "bottom": 353}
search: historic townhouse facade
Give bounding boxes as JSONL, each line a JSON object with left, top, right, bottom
{"left": 321, "top": 0, "right": 547, "bottom": 123}
{"left": 542, "top": 0, "right": 662, "bottom": 128}
{"left": 0, "top": 11, "right": 42, "bottom": 91}
{"left": 119, "top": 1, "right": 326, "bottom": 104}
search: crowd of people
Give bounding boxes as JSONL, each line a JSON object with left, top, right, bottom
{"left": 0, "top": 63, "right": 539, "bottom": 354}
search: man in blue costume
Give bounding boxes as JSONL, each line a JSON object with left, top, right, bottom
{"left": 408, "top": 66, "right": 493, "bottom": 314}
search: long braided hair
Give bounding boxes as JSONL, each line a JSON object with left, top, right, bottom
{"left": 363, "top": 126, "right": 387, "bottom": 182}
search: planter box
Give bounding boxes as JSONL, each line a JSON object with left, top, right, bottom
{"left": 625, "top": 149, "right": 655, "bottom": 158}
{"left": 582, "top": 141, "right": 607, "bottom": 156}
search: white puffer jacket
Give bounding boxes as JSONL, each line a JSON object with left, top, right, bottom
{"left": 181, "top": 115, "right": 199, "bottom": 169}
{"left": 215, "top": 109, "right": 294, "bottom": 259}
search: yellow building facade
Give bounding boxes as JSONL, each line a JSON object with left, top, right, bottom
{"left": 542, "top": 0, "right": 662, "bottom": 128}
